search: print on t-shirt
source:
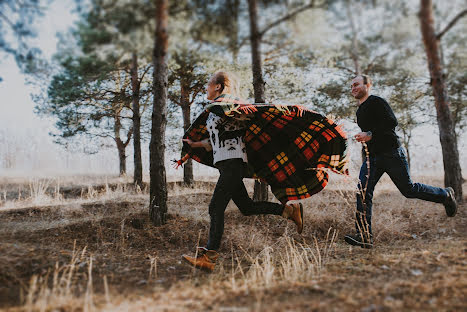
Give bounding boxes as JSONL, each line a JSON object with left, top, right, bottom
{"left": 206, "top": 113, "right": 248, "bottom": 164}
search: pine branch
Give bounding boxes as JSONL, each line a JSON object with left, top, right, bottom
{"left": 139, "top": 64, "right": 152, "bottom": 83}
{"left": 190, "top": 86, "right": 205, "bottom": 105}
{"left": 258, "top": 0, "right": 320, "bottom": 39}
{"left": 335, "top": 64, "right": 355, "bottom": 75}
{"left": 363, "top": 52, "right": 389, "bottom": 74}
{"left": 237, "top": 1, "right": 324, "bottom": 50}
{"left": 0, "top": 11, "right": 15, "bottom": 28}
{"left": 436, "top": 9, "right": 467, "bottom": 40}
{"left": 123, "top": 127, "right": 133, "bottom": 147}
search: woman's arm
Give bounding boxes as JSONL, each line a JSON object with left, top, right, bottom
{"left": 182, "top": 138, "right": 212, "bottom": 151}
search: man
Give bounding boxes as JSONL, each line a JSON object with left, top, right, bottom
{"left": 344, "top": 74, "right": 458, "bottom": 249}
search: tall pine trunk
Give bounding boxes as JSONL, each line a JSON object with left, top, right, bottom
{"left": 150, "top": 0, "right": 169, "bottom": 225}
{"left": 227, "top": 0, "right": 240, "bottom": 63}
{"left": 419, "top": 0, "right": 463, "bottom": 201}
{"left": 131, "top": 52, "right": 143, "bottom": 188}
{"left": 181, "top": 83, "right": 194, "bottom": 185}
{"left": 117, "top": 140, "right": 126, "bottom": 175}
{"left": 247, "top": 0, "right": 268, "bottom": 201}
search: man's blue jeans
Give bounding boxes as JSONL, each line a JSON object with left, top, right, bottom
{"left": 356, "top": 146, "right": 447, "bottom": 234}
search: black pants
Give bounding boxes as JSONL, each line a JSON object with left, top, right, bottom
{"left": 206, "top": 158, "right": 285, "bottom": 251}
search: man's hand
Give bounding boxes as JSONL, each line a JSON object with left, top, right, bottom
{"left": 354, "top": 131, "right": 372, "bottom": 142}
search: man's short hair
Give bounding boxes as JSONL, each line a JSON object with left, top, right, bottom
{"left": 359, "top": 74, "right": 371, "bottom": 86}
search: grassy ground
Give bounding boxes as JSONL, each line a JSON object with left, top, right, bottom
{"left": 0, "top": 175, "right": 465, "bottom": 311}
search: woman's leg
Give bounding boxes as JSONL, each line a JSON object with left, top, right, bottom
{"left": 228, "top": 161, "right": 302, "bottom": 232}
{"left": 232, "top": 181, "right": 284, "bottom": 216}
{"left": 206, "top": 159, "right": 245, "bottom": 251}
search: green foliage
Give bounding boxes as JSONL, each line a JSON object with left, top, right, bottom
{"left": 386, "top": 74, "right": 431, "bottom": 160}
{"left": 40, "top": 53, "right": 133, "bottom": 147}
{"left": 168, "top": 47, "right": 210, "bottom": 107}
{"left": 0, "top": 0, "right": 49, "bottom": 79}
{"left": 165, "top": 46, "right": 210, "bottom": 143}
{"left": 313, "top": 79, "right": 355, "bottom": 118}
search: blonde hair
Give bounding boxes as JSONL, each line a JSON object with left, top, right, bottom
{"left": 209, "top": 71, "right": 242, "bottom": 98}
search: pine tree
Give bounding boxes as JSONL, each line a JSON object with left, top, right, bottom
{"left": 77, "top": 0, "right": 155, "bottom": 186}
{"left": 168, "top": 48, "right": 209, "bottom": 185}
{"left": 419, "top": 0, "right": 464, "bottom": 200}
{"left": 149, "top": 0, "right": 169, "bottom": 225}
{"left": 42, "top": 54, "right": 136, "bottom": 175}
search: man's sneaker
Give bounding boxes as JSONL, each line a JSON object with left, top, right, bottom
{"left": 182, "top": 247, "right": 219, "bottom": 272}
{"left": 344, "top": 233, "right": 373, "bottom": 249}
{"left": 283, "top": 203, "right": 304, "bottom": 234}
{"left": 443, "top": 187, "right": 457, "bottom": 217}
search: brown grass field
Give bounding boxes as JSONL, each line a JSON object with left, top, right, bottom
{"left": 0, "top": 175, "right": 465, "bottom": 311}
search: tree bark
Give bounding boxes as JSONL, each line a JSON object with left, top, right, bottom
{"left": 181, "top": 83, "right": 193, "bottom": 185}
{"left": 227, "top": 0, "right": 240, "bottom": 63}
{"left": 419, "top": 0, "right": 463, "bottom": 201}
{"left": 248, "top": 0, "right": 265, "bottom": 104}
{"left": 247, "top": 0, "right": 268, "bottom": 201}
{"left": 114, "top": 115, "right": 126, "bottom": 176}
{"left": 131, "top": 52, "right": 143, "bottom": 188}
{"left": 117, "top": 140, "right": 126, "bottom": 175}
{"left": 150, "top": 0, "right": 169, "bottom": 225}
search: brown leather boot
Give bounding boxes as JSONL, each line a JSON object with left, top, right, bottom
{"left": 282, "top": 203, "right": 304, "bottom": 234}
{"left": 182, "top": 247, "right": 219, "bottom": 272}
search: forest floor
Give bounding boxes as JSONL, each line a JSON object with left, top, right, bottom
{"left": 0, "top": 176, "right": 465, "bottom": 311}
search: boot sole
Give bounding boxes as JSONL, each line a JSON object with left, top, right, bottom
{"left": 444, "top": 187, "right": 457, "bottom": 217}
{"left": 344, "top": 235, "right": 373, "bottom": 249}
{"left": 182, "top": 255, "right": 215, "bottom": 272}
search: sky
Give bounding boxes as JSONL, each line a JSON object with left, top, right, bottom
{"left": 0, "top": 1, "right": 76, "bottom": 129}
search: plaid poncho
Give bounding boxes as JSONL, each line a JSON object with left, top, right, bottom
{"left": 177, "top": 94, "right": 349, "bottom": 204}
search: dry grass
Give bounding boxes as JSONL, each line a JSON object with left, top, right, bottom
{"left": 22, "top": 244, "right": 94, "bottom": 312}
{"left": 14, "top": 232, "right": 338, "bottom": 312}
{"left": 0, "top": 173, "right": 465, "bottom": 311}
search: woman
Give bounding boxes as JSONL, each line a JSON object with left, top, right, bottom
{"left": 180, "top": 71, "right": 303, "bottom": 272}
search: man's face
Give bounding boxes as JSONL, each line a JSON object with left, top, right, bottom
{"left": 351, "top": 76, "right": 368, "bottom": 100}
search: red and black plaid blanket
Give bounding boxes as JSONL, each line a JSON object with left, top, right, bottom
{"left": 176, "top": 94, "right": 349, "bottom": 204}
